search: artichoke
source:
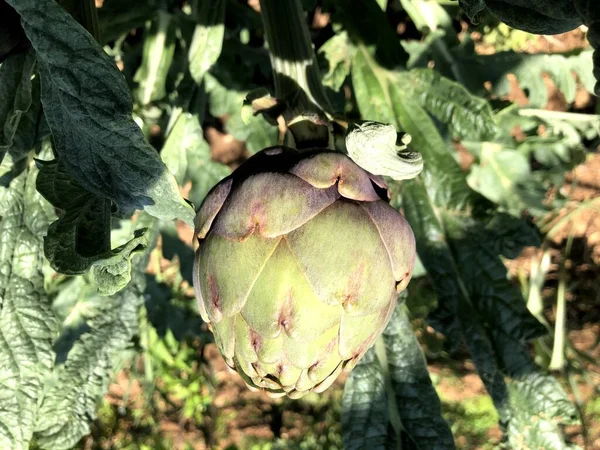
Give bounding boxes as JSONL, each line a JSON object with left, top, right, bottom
{"left": 193, "top": 147, "right": 416, "bottom": 398}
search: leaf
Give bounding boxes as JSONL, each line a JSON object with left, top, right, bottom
{"left": 0, "top": 50, "right": 38, "bottom": 161}
{"left": 345, "top": 121, "right": 424, "bottom": 180}
{"left": 161, "top": 111, "right": 230, "bottom": 208}
{"left": 33, "top": 215, "right": 157, "bottom": 450}
{"left": 35, "top": 159, "right": 111, "bottom": 274}
{"left": 341, "top": 348, "right": 390, "bottom": 450}
{"left": 0, "top": 154, "right": 56, "bottom": 450}
{"left": 7, "top": 0, "right": 195, "bottom": 225}
{"left": 35, "top": 158, "right": 147, "bottom": 293}
{"left": 91, "top": 228, "right": 148, "bottom": 296}
{"left": 399, "top": 69, "right": 498, "bottom": 140}
{"left": 466, "top": 142, "right": 547, "bottom": 216}
{"left": 383, "top": 307, "right": 455, "bottom": 450}
{"left": 507, "top": 372, "right": 580, "bottom": 450}
{"left": 451, "top": 47, "right": 595, "bottom": 108}
{"left": 133, "top": 11, "right": 177, "bottom": 105}
{"left": 318, "top": 31, "right": 355, "bottom": 91}
{"left": 188, "top": 0, "right": 226, "bottom": 84}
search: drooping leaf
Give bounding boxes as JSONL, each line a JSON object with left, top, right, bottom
{"left": 36, "top": 158, "right": 147, "bottom": 294}
{"left": 0, "top": 50, "right": 38, "bottom": 161}
{"left": 33, "top": 215, "right": 157, "bottom": 450}
{"left": 91, "top": 228, "right": 148, "bottom": 296}
{"left": 341, "top": 348, "right": 390, "bottom": 450}
{"left": 383, "top": 306, "right": 455, "bottom": 450}
{"left": 0, "top": 153, "right": 56, "bottom": 450}
{"left": 7, "top": 0, "right": 195, "bottom": 225}
{"left": 133, "top": 11, "right": 177, "bottom": 105}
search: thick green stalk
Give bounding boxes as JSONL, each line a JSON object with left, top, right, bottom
{"left": 259, "top": 0, "right": 333, "bottom": 119}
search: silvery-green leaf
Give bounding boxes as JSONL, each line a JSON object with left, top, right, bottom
{"left": 346, "top": 121, "right": 423, "bottom": 180}
{"left": 0, "top": 154, "right": 56, "bottom": 450}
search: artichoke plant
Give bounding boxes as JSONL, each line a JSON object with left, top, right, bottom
{"left": 193, "top": 147, "right": 416, "bottom": 398}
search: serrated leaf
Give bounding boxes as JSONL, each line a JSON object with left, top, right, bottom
{"left": 318, "top": 31, "right": 354, "bottom": 91}
{"left": 342, "top": 348, "right": 390, "bottom": 450}
{"left": 33, "top": 215, "right": 157, "bottom": 450}
{"left": 383, "top": 307, "right": 455, "bottom": 449}
{"left": 0, "top": 50, "right": 38, "bottom": 161}
{"left": 133, "top": 11, "right": 177, "bottom": 105}
{"left": 0, "top": 154, "right": 56, "bottom": 450}
{"left": 7, "top": 0, "right": 195, "bottom": 225}
{"left": 507, "top": 372, "right": 580, "bottom": 450}
{"left": 188, "top": 0, "right": 225, "bottom": 84}
{"left": 161, "top": 111, "right": 230, "bottom": 208}
{"left": 399, "top": 68, "right": 498, "bottom": 140}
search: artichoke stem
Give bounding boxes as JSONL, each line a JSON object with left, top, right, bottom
{"left": 259, "top": 0, "right": 334, "bottom": 149}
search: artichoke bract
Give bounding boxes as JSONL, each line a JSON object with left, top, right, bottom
{"left": 193, "top": 147, "right": 416, "bottom": 398}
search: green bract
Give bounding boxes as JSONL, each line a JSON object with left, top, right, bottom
{"left": 193, "top": 147, "right": 416, "bottom": 398}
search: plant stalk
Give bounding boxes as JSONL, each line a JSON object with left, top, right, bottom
{"left": 258, "top": 0, "right": 333, "bottom": 120}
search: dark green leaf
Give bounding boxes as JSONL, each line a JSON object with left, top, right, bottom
{"left": 342, "top": 348, "right": 390, "bottom": 450}
{"left": 0, "top": 154, "right": 56, "bottom": 449}
{"left": 7, "top": 0, "right": 195, "bottom": 224}
{"left": 36, "top": 159, "right": 111, "bottom": 274}
{"left": 0, "top": 50, "right": 38, "bottom": 161}
{"left": 383, "top": 307, "right": 455, "bottom": 449}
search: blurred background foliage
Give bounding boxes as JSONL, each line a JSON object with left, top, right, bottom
{"left": 12, "top": 0, "right": 600, "bottom": 448}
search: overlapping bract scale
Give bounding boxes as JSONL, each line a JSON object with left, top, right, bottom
{"left": 193, "top": 146, "right": 416, "bottom": 397}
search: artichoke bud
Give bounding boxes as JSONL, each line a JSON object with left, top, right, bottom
{"left": 193, "top": 146, "right": 416, "bottom": 398}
